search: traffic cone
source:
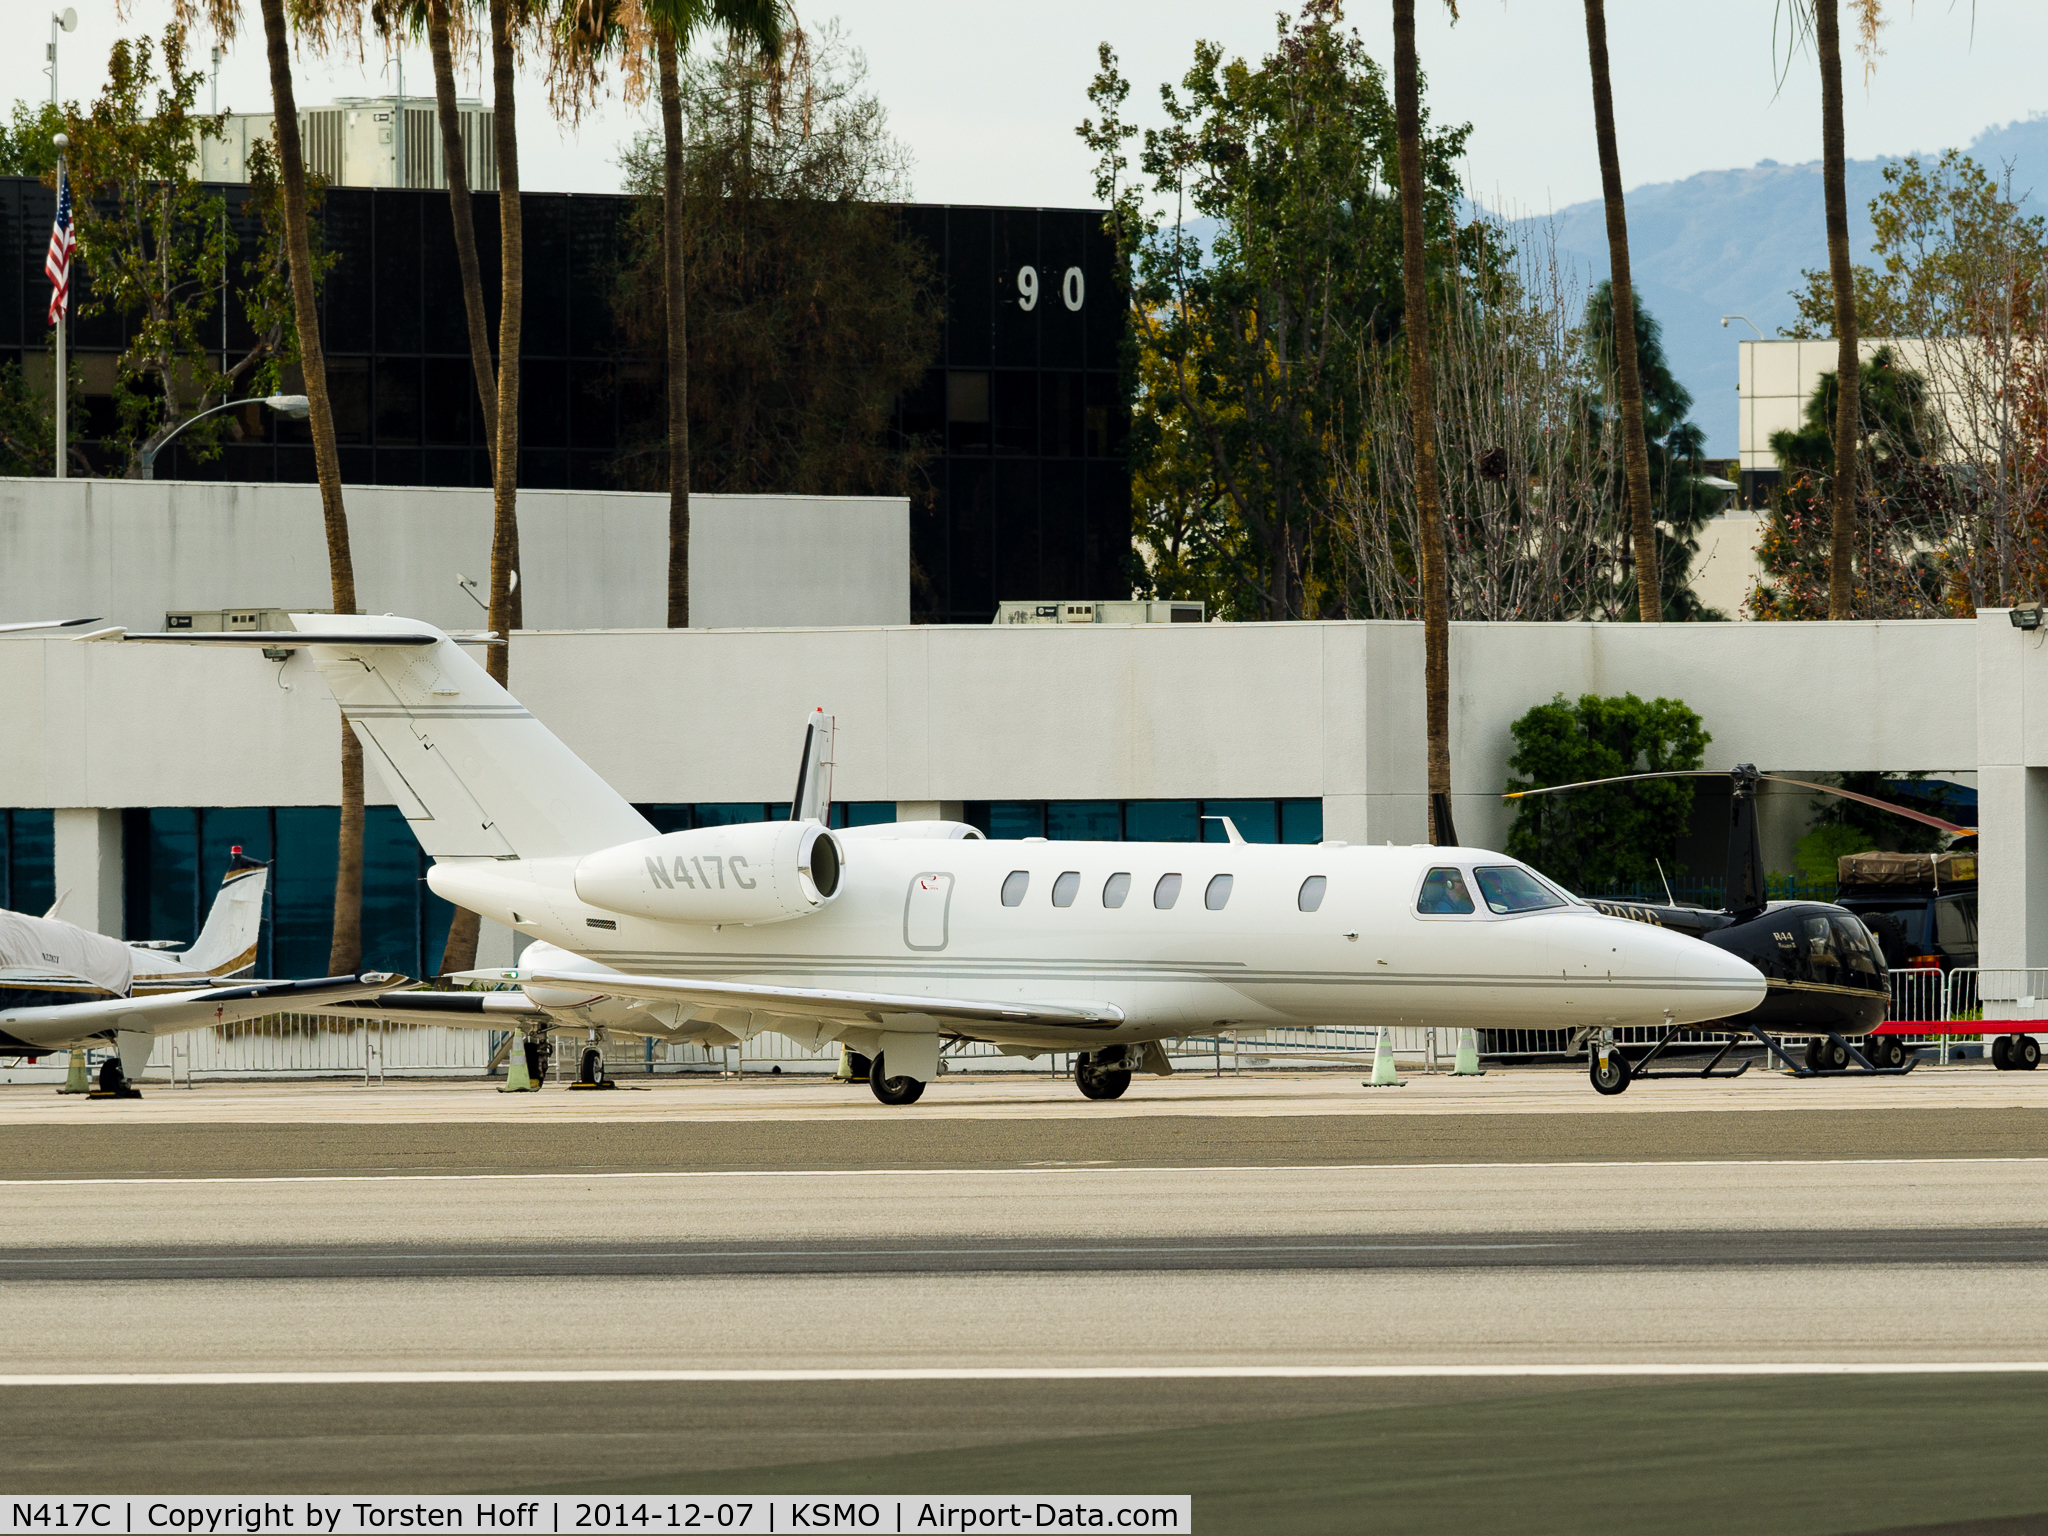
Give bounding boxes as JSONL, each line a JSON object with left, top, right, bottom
{"left": 58, "top": 1048, "right": 89, "bottom": 1095}
{"left": 1365, "top": 1029, "right": 1403, "bottom": 1087}
{"left": 1453, "top": 1029, "right": 1484, "bottom": 1076}
{"left": 499, "top": 1037, "right": 539, "bottom": 1093}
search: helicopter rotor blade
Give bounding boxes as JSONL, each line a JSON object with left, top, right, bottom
{"left": 1755, "top": 774, "right": 1975, "bottom": 836}
{"left": 1502, "top": 770, "right": 1728, "bottom": 801}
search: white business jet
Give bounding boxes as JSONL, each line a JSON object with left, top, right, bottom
{"left": 0, "top": 850, "right": 400, "bottom": 1095}
{"left": 128, "top": 616, "right": 1765, "bottom": 1103}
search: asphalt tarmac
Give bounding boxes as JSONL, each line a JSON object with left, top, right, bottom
{"left": 4, "top": 1070, "right": 2048, "bottom": 1533}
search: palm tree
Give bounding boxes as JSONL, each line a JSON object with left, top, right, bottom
{"left": 483, "top": 0, "right": 522, "bottom": 683}
{"left": 1581, "top": 0, "right": 1659, "bottom": 622}
{"left": 640, "top": 0, "right": 784, "bottom": 628}
{"left": 373, "top": 0, "right": 516, "bottom": 973}
{"left": 247, "top": 0, "right": 365, "bottom": 970}
{"left": 1814, "top": 0, "right": 1860, "bottom": 619}
{"left": 1391, "top": 0, "right": 1455, "bottom": 845}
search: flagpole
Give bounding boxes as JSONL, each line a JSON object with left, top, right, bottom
{"left": 53, "top": 131, "right": 67, "bottom": 482}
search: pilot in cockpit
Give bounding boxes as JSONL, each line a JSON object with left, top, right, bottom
{"left": 1418, "top": 867, "right": 1475, "bottom": 915}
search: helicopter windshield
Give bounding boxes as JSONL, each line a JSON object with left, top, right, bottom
{"left": 1475, "top": 865, "right": 1569, "bottom": 914}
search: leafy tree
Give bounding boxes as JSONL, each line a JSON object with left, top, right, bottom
{"left": 610, "top": 27, "right": 941, "bottom": 501}
{"left": 1787, "top": 150, "right": 2048, "bottom": 341}
{"left": 62, "top": 34, "right": 325, "bottom": 476}
{"left": 1583, "top": 280, "right": 1723, "bottom": 620}
{"left": 0, "top": 100, "right": 67, "bottom": 176}
{"left": 1080, "top": 2, "right": 1491, "bottom": 622}
{"left": 1748, "top": 345, "right": 1949, "bottom": 618}
{"left": 1504, "top": 692, "right": 1710, "bottom": 894}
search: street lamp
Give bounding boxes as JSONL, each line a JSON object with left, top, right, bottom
{"left": 47, "top": 8, "right": 77, "bottom": 107}
{"left": 1720, "top": 315, "right": 1765, "bottom": 339}
{"left": 139, "top": 394, "right": 309, "bottom": 479}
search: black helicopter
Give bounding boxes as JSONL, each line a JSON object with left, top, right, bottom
{"left": 1503, "top": 763, "right": 1975, "bottom": 1094}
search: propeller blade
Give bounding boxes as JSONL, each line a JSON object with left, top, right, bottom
{"left": 1502, "top": 769, "right": 1726, "bottom": 800}
{"left": 1756, "top": 775, "right": 1975, "bottom": 836}
{"left": 0, "top": 616, "right": 102, "bottom": 634}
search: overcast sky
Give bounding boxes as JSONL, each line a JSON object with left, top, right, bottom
{"left": 12, "top": 1, "right": 2048, "bottom": 210}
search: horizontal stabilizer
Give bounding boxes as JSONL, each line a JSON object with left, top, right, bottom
{"left": 527, "top": 968, "right": 1124, "bottom": 1033}
{"left": 125, "top": 631, "right": 444, "bottom": 647}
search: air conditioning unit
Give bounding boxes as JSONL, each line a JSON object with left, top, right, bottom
{"left": 163, "top": 608, "right": 297, "bottom": 632}
{"left": 993, "top": 600, "right": 1205, "bottom": 626}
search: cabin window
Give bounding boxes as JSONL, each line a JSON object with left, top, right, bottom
{"left": 1298, "top": 876, "right": 1327, "bottom": 912}
{"left": 1474, "top": 865, "right": 1568, "bottom": 915}
{"left": 1052, "top": 871, "right": 1081, "bottom": 908}
{"left": 1154, "top": 873, "right": 1183, "bottom": 909}
{"left": 1205, "top": 874, "right": 1233, "bottom": 910}
{"left": 1417, "top": 867, "right": 1475, "bottom": 915}
{"left": 1103, "top": 872, "right": 1131, "bottom": 908}
{"left": 1001, "top": 870, "right": 1030, "bottom": 907}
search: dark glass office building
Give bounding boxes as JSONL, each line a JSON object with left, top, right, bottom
{"left": 1, "top": 179, "right": 1130, "bottom": 624}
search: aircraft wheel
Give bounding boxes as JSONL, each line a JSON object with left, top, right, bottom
{"left": 97, "top": 1056, "right": 126, "bottom": 1095}
{"left": 2014, "top": 1036, "right": 2041, "bottom": 1072}
{"left": 1075, "top": 1054, "right": 1132, "bottom": 1101}
{"left": 1590, "top": 1049, "right": 1630, "bottom": 1096}
{"left": 1813, "top": 1038, "right": 1849, "bottom": 1072}
{"left": 1869, "top": 1036, "right": 1906, "bottom": 1070}
{"left": 524, "top": 1039, "right": 545, "bottom": 1084}
{"left": 1993, "top": 1036, "right": 2013, "bottom": 1070}
{"left": 868, "top": 1052, "right": 926, "bottom": 1106}
{"left": 577, "top": 1047, "right": 605, "bottom": 1086}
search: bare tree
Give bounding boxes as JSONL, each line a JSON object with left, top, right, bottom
{"left": 1345, "top": 214, "right": 1617, "bottom": 622}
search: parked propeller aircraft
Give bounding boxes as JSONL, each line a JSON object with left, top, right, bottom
{"left": 1505, "top": 763, "right": 1977, "bottom": 1093}
{"left": 0, "top": 849, "right": 400, "bottom": 1095}
{"left": 126, "top": 616, "right": 1766, "bottom": 1103}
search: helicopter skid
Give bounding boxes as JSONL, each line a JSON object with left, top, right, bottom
{"left": 1618, "top": 1023, "right": 1753, "bottom": 1082}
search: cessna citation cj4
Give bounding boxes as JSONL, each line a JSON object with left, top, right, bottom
{"left": 0, "top": 850, "right": 399, "bottom": 1096}
{"left": 129, "top": 616, "right": 1765, "bottom": 1103}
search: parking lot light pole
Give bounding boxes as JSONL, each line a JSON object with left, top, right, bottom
{"left": 139, "top": 394, "right": 310, "bottom": 478}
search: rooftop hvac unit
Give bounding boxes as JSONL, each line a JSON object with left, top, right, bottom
{"left": 994, "top": 600, "right": 1205, "bottom": 626}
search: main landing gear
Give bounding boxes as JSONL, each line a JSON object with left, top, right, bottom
{"left": 868, "top": 1051, "right": 926, "bottom": 1106}
{"left": 90, "top": 1055, "right": 143, "bottom": 1100}
{"left": 1993, "top": 1035, "right": 2042, "bottom": 1071}
{"left": 1075, "top": 1049, "right": 1133, "bottom": 1101}
{"left": 569, "top": 1045, "right": 618, "bottom": 1090}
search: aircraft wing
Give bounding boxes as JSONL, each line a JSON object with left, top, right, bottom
{"left": 0, "top": 973, "right": 405, "bottom": 1037}
{"left": 333, "top": 990, "right": 555, "bottom": 1029}
{"left": 527, "top": 969, "right": 1125, "bottom": 1033}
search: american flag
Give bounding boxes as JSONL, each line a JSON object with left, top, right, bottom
{"left": 46, "top": 163, "right": 74, "bottom": 327}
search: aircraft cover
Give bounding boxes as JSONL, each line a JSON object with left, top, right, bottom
{"left": 0, "top": 909, "right": 135, "bottom": 996}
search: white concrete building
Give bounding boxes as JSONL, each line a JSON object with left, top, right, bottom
{"left": 0, "top": 478, "right": 909, "bottom": 634}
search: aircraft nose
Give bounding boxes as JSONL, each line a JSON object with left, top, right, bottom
{"left": 1625, "top": 922, "right": 1767, "bottom": 1017}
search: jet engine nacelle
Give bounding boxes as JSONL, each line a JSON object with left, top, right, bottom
{"left": 573, "top": 820, "right": 843, "bottom": 925}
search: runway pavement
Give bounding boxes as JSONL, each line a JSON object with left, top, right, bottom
{"left": 4, "top": 1068, "right": 2047, "bottom": 1530}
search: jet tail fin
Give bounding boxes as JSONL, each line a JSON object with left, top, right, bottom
{"left": 180, "top": 851, "right": 270, "bottom": 977}
{"left": 790, "top": 708, "right": 836, "bottom": 824}
{"left": 127, "top": 616, "right": 654, "bottom": 862}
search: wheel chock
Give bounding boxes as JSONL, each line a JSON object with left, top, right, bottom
{"left": 499, "top": 1041, "right": 541, "bottom": 1093}
{"left": 567, "top": 1079, "right": 619, "bottom": 1091}
{"left": 87, "top": 1087, "right": 143, "bottom": 1100}
{"left": 1364, "top": 1030, "right": 1405, "bottom": 1087}
{"left": 1452, "top": 1028, "right": 1485, "bottom": 1076}
{"left": 58, "top": 1048, "right": 90, "bottom": 1095}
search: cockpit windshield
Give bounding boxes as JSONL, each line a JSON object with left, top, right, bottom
{"left": 1474, "top": 865, "right": 1569, "bottom": 914}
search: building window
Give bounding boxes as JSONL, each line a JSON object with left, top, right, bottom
{"left": 1154, "top": 873, "right": 1182, "bottom": 910}
{"left": 1002, "top": 870, "right": 1030, "bottom": 907}
{"left": 1205, "top": 874, "right": 1232, "bottom": 910}
{"left": 1052, "top": 871, "right": 1080, "bottom": 908}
